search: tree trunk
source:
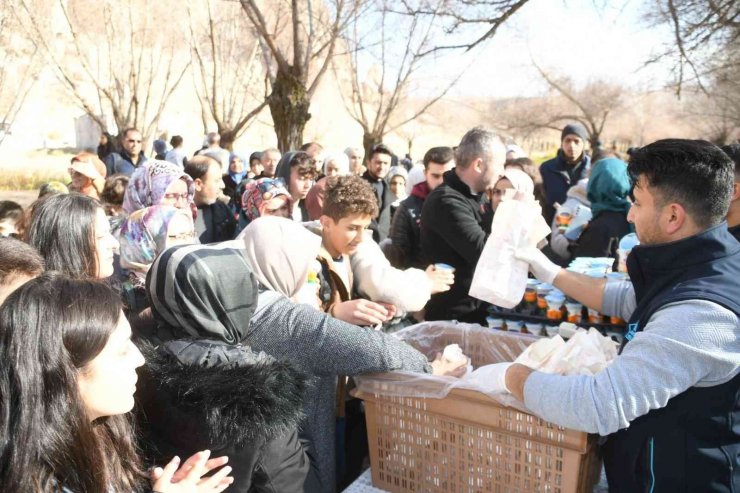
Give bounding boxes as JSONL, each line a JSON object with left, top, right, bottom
{"left": 218, "top": 127, "right": 237, "bottom": 151}
{"left": 362, "top": 132, "right": 382, "bottom": 166}
{"left": 268, "top": 68, "right": 311, "bottom": 152}
{"left": 589, "top": 133, "right": 601, "bottom": 156}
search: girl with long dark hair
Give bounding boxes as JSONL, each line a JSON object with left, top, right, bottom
{"left": 0, "top": 273, "right": 233, "bottom": 492}
{"left": 25, "top": 193, "right": 118, "bottom": 279}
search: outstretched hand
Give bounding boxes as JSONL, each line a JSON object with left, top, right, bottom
{"left": 513, "top": 247, "right": 561, "bottom": 285}
{"left": 331, "top": 299, "right": 396, "bottom": 326}
{"left": 151, "top": 450, "right": 233, "bottom": 493}
{"left": 425, "top": 265, "right": 455, "bottom": 294}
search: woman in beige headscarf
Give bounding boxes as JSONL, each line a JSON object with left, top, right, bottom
{"left": 240, "top": 216, "right": 322, "bottom": 301}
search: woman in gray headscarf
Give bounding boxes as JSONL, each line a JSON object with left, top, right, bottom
{"left": 146, "top": 239, "right": 465, "bottom": 493}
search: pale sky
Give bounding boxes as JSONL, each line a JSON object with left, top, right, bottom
{"left": 416, "top": 0, "right": 677, "bottom": 99}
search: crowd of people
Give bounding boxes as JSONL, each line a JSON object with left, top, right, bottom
{"left": 0, "top": 123, "right": 738, "bottom": 493}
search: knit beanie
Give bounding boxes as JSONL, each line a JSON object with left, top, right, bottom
{"left": 561, "top": 123, "right": 588, "bottom": 142}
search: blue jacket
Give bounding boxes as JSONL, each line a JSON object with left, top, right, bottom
{"left": 104, "top": 151, "right": 147, "bottom": 177}
{"left": 603, "top": 223, "right": 740, "bottom": 492}
{"left": 539, "top": 150, "right": 591, "bottom": 208}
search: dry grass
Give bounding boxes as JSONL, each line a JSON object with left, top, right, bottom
{"left": 0, "top": 149, "right": 73, "bottom": 190}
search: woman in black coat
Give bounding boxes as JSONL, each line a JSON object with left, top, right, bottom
{"left": 134, "top": 248, "right": 318, "bottom": 493}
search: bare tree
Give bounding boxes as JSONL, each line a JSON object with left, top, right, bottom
{"left": 681, "top": 57, "right": 740, "bottom": 144}
{"left": 394, "top": 0, "right": 529, "bottom": 52}
{"left": 187, "top": 0, "right": 270, "bottom": 149}
{"left": 0, "top": 1, "right": 41, "bottom": 147}
{"left": 646, "top": 0, "right": 740, "bottom": 93}
{"left": 499, "top": 63, "right": 626, "bottom": 153}
{"left": 15, "top": 0, "right": 190, "bottom": 140}
{"left": 239, "top": 0, "right": 367, "bottom": 151}
{"left": 336, "top": 1, "right": 464, "bottom": 161}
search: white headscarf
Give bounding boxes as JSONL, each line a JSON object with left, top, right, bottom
{"left": 405, "top": 165, "right": 426, "bottom": 195}
{"left": 502, "top": 168, "right": 534, "bottom": 196}
{"left": 241, "top": 216, "right": 322, "bottom": 298}
{"left": 323, "top": 152, "right": 350, "bottom": 176}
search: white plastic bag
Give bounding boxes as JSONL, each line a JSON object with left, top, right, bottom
{"left": 469, "top": 190, "right": 550, "bottom": 308}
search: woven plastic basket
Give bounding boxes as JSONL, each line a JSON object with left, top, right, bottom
{"left": 353, "top": 322, "right": 602, "bottom": 493}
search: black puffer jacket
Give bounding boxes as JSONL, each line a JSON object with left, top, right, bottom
{"left": 135, "top": 339, "right": 319, "bottom": 493}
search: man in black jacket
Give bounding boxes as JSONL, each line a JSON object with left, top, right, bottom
{"left": 388, "top": 146, "right": 455, "bottom": 269}
{"left": 361, "top": 143, "right": 394, "bottom": 242}
{"left": 420, "top": 127, "right": 506, "bottom": 324}
{"left": 185, "top": 156, "right": 236, "bottom": 243}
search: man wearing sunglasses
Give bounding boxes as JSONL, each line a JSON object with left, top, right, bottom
{"left": 104, "top": 128, "right": 148, "bottom": 177}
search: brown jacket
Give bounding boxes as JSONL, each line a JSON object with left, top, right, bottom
{"left": 316, "top": 247, "right": 353, "bottom": 314}
{"left": 316, "top": 246, "right": 355, "bottom": 417}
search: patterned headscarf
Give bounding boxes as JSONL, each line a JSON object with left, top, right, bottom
{"left": 119, "top": 205, "right": 194, "bottom": 276}
{"left": 122, "top": 160, "right": 194, "bottom": 214}
{"left": 241, "top": 178, "right": 293, "bottom": 222}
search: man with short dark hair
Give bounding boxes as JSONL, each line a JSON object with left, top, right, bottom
{"left": 301, "top": 142, "right": 325, "bottom": 175}
{"left": 420, "top": 127, "right": 506, "bottom": 323}
{"left": 495, "top": 139, "right": 740, "bottom": 492}
{"left": 0, "top": 237, "right": 44, "bottom": 303}
{"left": 165, "top": 135, "right": 186, "bottom": 168}
{"left": 185, "top": 155, "right": 235, "bottom": 243}
{"left": 389, "top": 146, "right": 455, "bottom": 268}
{"left": 104, "top": 128, "right": 147, "bottom": 176}
{"left": 721, "top": 143, "right": 740, "bottom": 241}
{"left": 539, "top": 123, "right": 591, "bottom": 223}
{"left": 361, "top": 143, "right": 394, "bottom": 242}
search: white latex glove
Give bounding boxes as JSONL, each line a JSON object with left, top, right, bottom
{"left": 514, "top": 246, "right": 561, "bottom": 284}
{"left": 466, "top": 362, "right": 513, "bottom": 393}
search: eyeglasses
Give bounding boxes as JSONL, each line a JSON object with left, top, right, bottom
{"left": 167, "top": 232, "right": 194, "bottom": 241}
{"left": 162, "top": 192, "right": 189, "bottom": 203}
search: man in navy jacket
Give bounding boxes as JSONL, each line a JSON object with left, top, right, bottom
{"left": 539, "top": 123, "right": 591, "bottom": 223}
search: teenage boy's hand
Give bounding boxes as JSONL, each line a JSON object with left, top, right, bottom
{"left": 331, "top": 299, "right": 394, "bottom": 326}
{"left": 425, "top": 265, "right": 455, "bottom": 294}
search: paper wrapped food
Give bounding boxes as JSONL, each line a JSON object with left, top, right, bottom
{"left": 513, "top": 327, "right": 618, "bottom": 376}
{"left": 442, "top": 343, "right": 473, "bottom": 376}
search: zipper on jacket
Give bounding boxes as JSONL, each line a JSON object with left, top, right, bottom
{"left": 648, "top": 436, "right": 655, "bottom": 493}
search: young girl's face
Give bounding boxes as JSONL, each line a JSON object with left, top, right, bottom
{"left": 77, "top": 314, "right": 145, "bottom": 421}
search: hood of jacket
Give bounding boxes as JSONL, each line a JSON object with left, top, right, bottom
{"left": 138, "top": 338, "right": 306, "bottom": 446}
{"left": 411, "top": 181, "right": 431, "bottom": 200}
